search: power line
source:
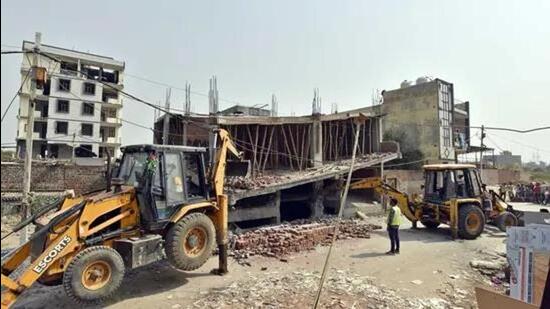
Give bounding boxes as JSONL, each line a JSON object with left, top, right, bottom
{"left": 34, "top": 51, "right": 550, "bottom": 135}
{"left": 489, "top": 132, "right": 550, "bottom": 154}
{"left": 125, "top": 72, "right": 260, "bottom": 107}
{"left": 481, "top": 126, "right": 550, "bottom": 134}
{"left": 0, "top": 50, "right": 27, "bottom": 55}
{"left": 485, "top": 135, "right": 505, "bottom": 152}
{"left": 1, "top": 69, "right": 32, "bottom": 123}
{"left": 1, "top": 43, "right": 20, "bottom": 49}
{"left": 18, "top": 50, "right": 549, "bottom": 166}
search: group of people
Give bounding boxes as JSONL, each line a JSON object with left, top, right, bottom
{"left": 499, "top": 182, "right": 549, "bottom": 205}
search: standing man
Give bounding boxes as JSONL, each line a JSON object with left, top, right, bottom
{"left": 144, "top": 150, "right": 158, "bottom": 176}
{"left": 534, "top": 183, "right": 541, "bottom": 204}
{"left": 386, "top": 198, "right": 402, "bottom": 255}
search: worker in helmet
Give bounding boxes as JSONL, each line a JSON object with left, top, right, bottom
{"left": 386, "top": 198, "right": 402, "bottom": 255}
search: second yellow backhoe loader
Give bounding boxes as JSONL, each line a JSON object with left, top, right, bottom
{"left": 350, "top": 164, "right": 520, "bottom": 239}
{"left": 1, "top": 129, "right": 248, "bottom": 308}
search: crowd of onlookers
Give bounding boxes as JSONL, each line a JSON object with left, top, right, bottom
{"left": 499, "top": 182, "right": 550, "bottom": 205}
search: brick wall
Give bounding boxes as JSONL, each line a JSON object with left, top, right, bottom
{"left": 482, "top": 169, "right": 521, "bottom": 185}
{"left": 1, "top": 162, "right": 106, "bottom": 194}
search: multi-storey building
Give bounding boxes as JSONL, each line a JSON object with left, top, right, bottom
{"left": 16, "top": 40, "right": 125, "bottom": 159}
{"left": 380, "top": 77, "right": 471, "bottom": 163}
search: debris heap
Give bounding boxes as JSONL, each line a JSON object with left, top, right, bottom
{"left": 227, "top": 153, "right": 390, "bottom": 191}
{"left": 191, "top": 269, "right": 450, "bottom": 309}
{"left": 230, "top": 219, "right": 381, "bottom": 260}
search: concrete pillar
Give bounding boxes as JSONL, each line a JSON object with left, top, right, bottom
{"left": 274, "top": 191, "right": 281, "bottom": 224}
{"left": 309, "top": 181, "right": 324, "bottom": 218}
{"left": 310, "top": 115, "right": 323, "bottom": 167}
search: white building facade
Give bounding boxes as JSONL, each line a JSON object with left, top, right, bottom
{"left": 16, "top": 41, "right": 125, "bottom": 159}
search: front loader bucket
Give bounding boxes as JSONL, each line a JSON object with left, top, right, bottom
{"left": 226, "top": 160, "right": 251, "bottom": 178}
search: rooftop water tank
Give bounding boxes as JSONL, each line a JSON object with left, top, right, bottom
{"left": 416, "top": 76, "right": 430, "bottom": 84}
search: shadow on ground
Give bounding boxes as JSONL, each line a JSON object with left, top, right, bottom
{"left": 13, "top": 261, "right": 213, "bottom": 309}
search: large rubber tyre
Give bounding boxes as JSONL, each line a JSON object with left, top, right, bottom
{"left": 495, "top": 211, "right": 518, "bottom": 232}
{"left": 421, "top": 221, "right": 440, "bottom": 229}
{"left": 63, "top": 246, "right": 125, "bottom": 304}
{"left": 458, "top": 205, "right": 485, "bottom": 240}
{"left": 165, "top": 213, "right": 216, "bottom": 271}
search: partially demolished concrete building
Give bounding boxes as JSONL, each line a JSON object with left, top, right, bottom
{"left": 154, "top": 110, "right": 400, "bottom": 227}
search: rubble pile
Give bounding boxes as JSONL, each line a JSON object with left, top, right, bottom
{"left": 226, "top": 153, "right": 390, "bottom": 191}
{"left": 468, "top": 249, "right": 510, "bottom": 289}
{"left": 190, "top": 269, "right": 450, "bottom": 309}
{"left": 230, "top": 219, "right": 381, "bottom": 260}
{"left": 226, "top": 174, "right": 288, "bottom": 190}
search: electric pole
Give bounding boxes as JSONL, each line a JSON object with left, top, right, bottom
{"left": 480, "top": 125, "right": 486, "bottom": 183}
{"left": 21, "top": 32, "right": 42, "bottom": 243}
{"left": 183, "top": 82, "right": 191, "bottom": 146}
{"left": 71, "top": 133, "right": 76, "bottom": 161}
{"left": 162, "top": 88, "right": 171, "bottom": 145}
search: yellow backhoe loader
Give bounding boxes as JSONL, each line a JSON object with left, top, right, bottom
{"left": 1, "top": 129, "right": 248, "bottom": 308}
{"left": 350, "top": 164, "right": 520, "bottom": 239}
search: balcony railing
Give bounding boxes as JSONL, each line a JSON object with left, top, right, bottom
{"left": 101, "top": 136, "right": 121, "bottom": 144}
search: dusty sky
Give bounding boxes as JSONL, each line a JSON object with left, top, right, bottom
{"left": 1, "top": 0, "right": 549, "bottom": 162}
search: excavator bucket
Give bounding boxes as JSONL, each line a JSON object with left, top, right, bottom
{"left": 225, "top": 159, "right": 251, "bottom": 177}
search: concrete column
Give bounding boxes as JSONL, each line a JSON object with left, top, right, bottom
{"left": 309, "top": 181, "right": 324, "bottom": 218}
{"left": 310, "top": 115, "right": 323, "bottom": 167}
{"left": 274, "top": 190, "right": 281, "bottom": 224}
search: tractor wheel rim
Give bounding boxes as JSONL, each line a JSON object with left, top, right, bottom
{"left": 81, "top": 260, "right": 111, "bottom": 290}
{"left": 466, "top": 213, "right": 481, "bottom": 231}
{"left": 184, "top": 227, "right": 207, "bottom": 257}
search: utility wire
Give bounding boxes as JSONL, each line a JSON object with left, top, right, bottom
{"left": 125, "top": 72, "right": 262, "bottom": 107}
{"left": 1, "top": 43, "right": 20, "bottom": 49}
{"left": 0, "top": 50, "right": 27, "bottom": 55}
{"left": 1, "top": 69, "right": 32, "bottom": 123}
{"left": 489, "top": 132, "right": 550, "bottom": 154}
{"left": 23, "top": 50, "right": 550, "bottom": 165}
{"left": 35, "top": 51, "right": 550, "bottom": 135}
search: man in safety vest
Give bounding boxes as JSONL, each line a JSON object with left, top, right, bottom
{"left": 386, "top": 198, "right": 402, "bottom": 255}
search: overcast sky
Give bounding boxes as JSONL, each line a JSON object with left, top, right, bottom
{"left": 1, "top": 0, "right": 549, "bottom": 162}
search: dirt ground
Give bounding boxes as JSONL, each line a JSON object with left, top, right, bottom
{"left": 4, "top": 204, "right": 530, "bottom": 309}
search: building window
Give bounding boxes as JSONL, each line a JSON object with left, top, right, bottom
{"left": 55, "top": 121, "right": 68, "bottom": 134}
{"left": 82, "top": 102, "right": 95, "bottom": 116}
{"left": 81, "top": 123, "right": 93, "bottom": 136}
{"left": 57, "top": 100, "right": 70, "bottom": 113}
{"left": 58, "top": 79, "right": 71, "bottom": 91}
{"left": 60, "top": 61, "right": 77, "bottom": 76}
{"left": 83, "top": 82, "right": 96, "bottom": 95}
{"left": 75, "top": 144, "right": 94, "bottom": 158}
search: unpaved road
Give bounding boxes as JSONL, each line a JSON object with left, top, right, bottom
{"left": 6, "top": 213, "right": 510, "bottom": 309}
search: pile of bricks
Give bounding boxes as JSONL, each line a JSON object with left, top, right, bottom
{"left": 230, "top": 219, "right": 381, "bottom": 260}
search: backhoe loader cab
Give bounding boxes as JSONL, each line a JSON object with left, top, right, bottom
{"left": 423, "top": 164, "right": 483, "bottom": 203}
{"left": 117, "top": 144, "right": 210, "bottom": 229}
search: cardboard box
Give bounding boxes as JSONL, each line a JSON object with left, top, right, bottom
{"left": 476, "top": 287, "right": 538, "bottom": 309}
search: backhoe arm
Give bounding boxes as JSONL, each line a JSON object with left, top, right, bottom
{"left": 350, "top": 177, "right": 418, "bottom": 223}
{"left": 209, "top": 128, "right": 244, "bottom": 275}
{"left": 211, "top": 129, "right": 242, "bottom": 197}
